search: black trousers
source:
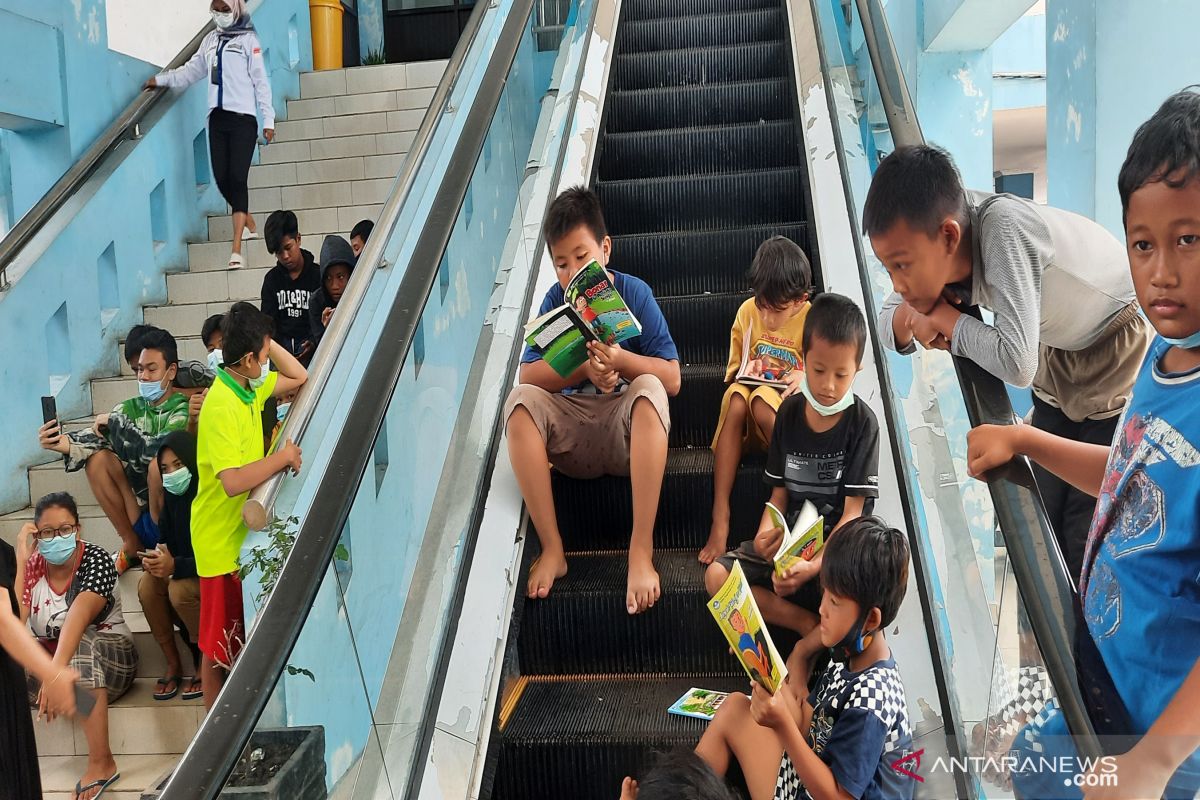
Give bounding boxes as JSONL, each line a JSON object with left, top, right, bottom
{"left": 208, "top": 108, "right": 258, "bottom": 214}
{"left": 1029, "top": 394, "right": 1120, "bottom": 584}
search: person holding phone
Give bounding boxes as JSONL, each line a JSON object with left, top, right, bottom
{"left": 16, "top": 493, "right": 136, "bottom": 800}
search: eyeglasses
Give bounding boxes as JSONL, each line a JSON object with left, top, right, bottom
{"left": 35, "top": 525, "right": 79, "bottom": 541}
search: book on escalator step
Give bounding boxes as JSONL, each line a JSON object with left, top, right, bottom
{"left": 522, "top": 260, "right": 642, "bottom": 378}
{"left": 667, "top": 687, "right": 730, "bottom": 721}
{"left": 768, "top": 499, "right": 825, "bottom": 579}
{"left": 708, "top": 561, "right": 789, "bottom": 694}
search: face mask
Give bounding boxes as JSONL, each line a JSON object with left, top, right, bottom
{"left": 38, "top": 533, "right": 78, "bottom": 566}
{"left": 211, "top": 10, "right": 236, "bottom": 28}
{"left": 162, "top": 467, "right": 193, "bottom": 496}
{"left": 1163, "top": 329, "right": 1200, "bottom": 349}
{"left": 139, "top": 377, "right": 168, "bottom": 404}
{"left": 800, "top": 374, "right": 855, "bottom": 417}
{"left": 829, "top": 611, "right": 877, "bottom": 663}
{"left": 231, "top": 358, "right": 270, "bottom": 389}
{"left": 276, "top": 402, "right": 291, "bottom": 422}
{"left": 208, "top": 349, "right": 224, "bottom": 372}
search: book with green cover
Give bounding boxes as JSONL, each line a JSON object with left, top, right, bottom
{"left": 522, "top": 261, "right": 642, "bottom": 378}
{"left": 769, "top": 499, "right": 825, "bottom": 578}
{"left": 708, "top": 561, "right": 789, "bottom": 694}
{"left": 667, "top": 688, "right": 729, "bottom": 721}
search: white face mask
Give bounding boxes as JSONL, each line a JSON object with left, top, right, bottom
{"left": 211, "top": 9, "right": 236, "bottom": 28}
{"left": 799, "top": 374, "right": 855, "bottom": 417}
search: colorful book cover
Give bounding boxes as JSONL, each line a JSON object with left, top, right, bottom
{"left": 734, "top": 325, "right": 795, "bottom": 389}
{"left": 708, "top": 561, "right": 789, "bottom": 694}
{"left": 668, "top": 688, "right": 730, "bottom": 721}
{"left": 770, "top": 500, "right": 825, "bottom": 578}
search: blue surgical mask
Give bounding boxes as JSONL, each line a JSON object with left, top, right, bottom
{"left": 38, "top": 533, "right": 78, "bottom": 565}
{"left": 211, "top": 10, "right": 236, "bottom": 28}
{"left": 208, "top": 349, "right": 224, "bottom": 372}
{"left": 276, "top": 402, "right": 291, "bottom": 421}
{"left": 800, "top": 374, "right": 855, "bottom": 417}
{"left": 139, "top": 377, "right": 167, "bottom": 404}
{"left": 1163, "top": 329, "right": 1200, "bottom": 349}
{"left": 162, "top": 467, "right": 192, "bottom": 496}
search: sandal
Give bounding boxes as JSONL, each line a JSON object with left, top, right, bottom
{"left": 181, "top": 677, "right": 203, "bottom": 701}
{"left": 153, "top": 675, "right": 181, "bottom": 701}
{"left": 75, "top": 772, "right": 119, "bottom": 799}
{"left": 228, "top": 252, "right": 245, "bottom": 269}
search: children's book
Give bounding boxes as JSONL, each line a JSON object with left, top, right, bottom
{"left": 768, "top": 499, "right": 825, "bottom": 578}
{"left": 667, "top": 688, "right": 730, "bottom": 721}
{"left": 708, "top": 561, "right": 789, "bottom": 694}
{"left": 734, "top": 326, "right": 794, "bottom": 389}
{"left": 523, "top": 261, "right": 642, "bottom": 378}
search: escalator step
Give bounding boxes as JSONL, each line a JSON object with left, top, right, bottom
{"left": 517, "top": 550, "right": 739, "bottom": 674}
{"left": 624, "top": 0, "right": 779, "bottom": 22}
{"left": 605, "top": 78, "right": 792, "bottom": 134}
{"left": 619, "top": 8, "right": 787, "bottom": 53}
{"left": 494, "top": 674, "right": 750, "bottom": 800}
{"left": 612, "top": 223, "right": 811, "bottom": 297}
{"left": 669, "top": 363, "right": 728, "bottom": 449}
{"left": 598, "top": 120, "right": 799, "bottom": 181}
{"left": 551, "top": 448, "right": 771, "bottom": 551}
{"left": 658, "top": 292, "right": 751, "bottom": 365}
{"left": 612, "top": 41, "right": 787, "bottom": 91}
{"left": 597, "top": 169, "right": 805, "bottom": 235}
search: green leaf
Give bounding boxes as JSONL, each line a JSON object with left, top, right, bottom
{"left": 334, "top": 543, "right": 350, "bottom": 562}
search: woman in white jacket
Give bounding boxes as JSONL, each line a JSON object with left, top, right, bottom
{"left": 146, "top": 0, "right": 274, "bottom": 268}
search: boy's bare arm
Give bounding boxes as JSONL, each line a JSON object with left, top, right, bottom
{"left": 269, "top": 340, "right": 308, "bottom": 396}
{"left": 968, "top": 423, "right": 1110, "bottom": 497}
{"left": 217, "top": 441, "right": 302, "bottom": 497}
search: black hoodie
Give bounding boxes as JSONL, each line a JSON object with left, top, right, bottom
{"left": 308, "top": 235, "right": 357, "bottom": 345}
{"left": 156, "top": 431, "right": 200, "bottom": 580}
{"left": 260, "top": 248, "right": 321, "bottom": 343}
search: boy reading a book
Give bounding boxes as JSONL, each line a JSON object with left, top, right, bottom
{"left": 967, "top": 89, "right": 1200, "bottom": 799}
{"left": 705, "top": 294, "right": 879, "bottom": 636}
{"left": 504, "top": 186, "right": 680, "bottom": 614}
{"left": 702, "top": 236, "right": 812, "bottom": 565}
{"left": 694, "top": 517, "right": 913, "bottom": 800}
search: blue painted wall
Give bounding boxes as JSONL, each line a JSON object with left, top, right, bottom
{"left": 992, "top": 11, "right": 1045, "bottom": 111}
{"left": 0, "top": 0, "right": 312, "bottom": 513}
{"left": 358, "top": 0, "right": 384, "bottom": 63}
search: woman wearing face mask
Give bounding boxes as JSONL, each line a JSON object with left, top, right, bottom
{"left": 16, "top": 493, "right": 137, "bottom": 800}
{"left": 145, "top": 0, "right": 274, "bottom": 269}
{"left": 138, "top": 433, "right": 205, "bottom": 702}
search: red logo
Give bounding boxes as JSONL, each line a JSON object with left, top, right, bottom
{"left": 891, "top": 748, "right": 925, "bottom": 782}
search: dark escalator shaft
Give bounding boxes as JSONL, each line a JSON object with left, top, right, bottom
{"left": 491, "top": 2, "right": 815, "bottom": 797}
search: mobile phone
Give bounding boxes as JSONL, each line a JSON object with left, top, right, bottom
{"left": 75, "top": 684, "right": 96, "bottom": 717}
{"left": 136, "top": 549, "right": 157, "bottom": 560}
{"left": 40, "top": 396, "right": 57, "bottom": 426}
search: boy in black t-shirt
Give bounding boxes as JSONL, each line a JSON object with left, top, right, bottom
{"left": 706, "top": 293, "right": 880, "bottom": 636}
{"left": 260, "top": 210, "right": 321, "bottom": 365}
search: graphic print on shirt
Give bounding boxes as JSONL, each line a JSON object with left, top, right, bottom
{"left": 783, "top": 451, "right": 844, "bottom": 515}
{"left": 275, "top": 288, "right": 311, "bottom": 318}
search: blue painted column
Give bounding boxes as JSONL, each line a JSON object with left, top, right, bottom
{"left": 358, "top": 0, "right": 384, "bottom": 62}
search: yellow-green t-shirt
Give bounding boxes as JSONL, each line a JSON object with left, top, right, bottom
{"left": 191, "top": 368, "right": 278, "bottom": 577}
{"left": 724, "top": 297, "right": 811, "bottom": 382}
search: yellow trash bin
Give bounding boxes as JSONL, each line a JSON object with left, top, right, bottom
{"left": 309, "top": 0, "right": 344, "bottom": 71}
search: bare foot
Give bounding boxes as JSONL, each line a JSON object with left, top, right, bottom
{"left": 527, "top": 550, "right": 568, "bottom": 599}
{"left": 626, "top": 552, "right": 660, "bottom": 614}
{"left": 620, "top": 777, "right": 639, "bottom": 800}
{"left": 246, "top": 213, "right": 257, "bottom": 234}
{"left": 699, "top": 516, "right": 729, "bottom": 564}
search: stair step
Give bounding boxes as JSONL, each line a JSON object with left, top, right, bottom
{"left": 597, "top": 168, "right": 806, "bottom": 235}
{"left": 119, "top": 336, "right": 211, "bottom": 376}
{"left": 619, "top": 8, "right": 787, "bottom": 53}
{"left": 598, "top": 120, "right": 800, "bottom": 181}
{"left": 90, "top": 376, "right": 142, "bottom": 417}
{"left": 208, "top": 206, "right": 341, "bottom": 241}
{"left": 612, "top": 41, "right": 787, "bottom": 91}
{"left": 493, "top": 674, "right": 750, "bottom": 800}
{"left": 550, "top": 448, "right": 770, "bottom": 551}
{"left": 606, "top": 78, "right": 793, "bottom": 134}
{"left": 164, "top": 267, "right": 270, "bottom": 306}
{"left": 623, "top": 0, "right": 779, "bottom": 22}
{"left": 37, "top": 753, "right": 182, "bottom": 799}
{"left": 612, "top": 223, "right": 811, "bottom": 296}
{"left": 285, "top": 87, "right": 436, "bottom": 121}
{"left": 518, "top": 550, "right": 742, "bottom": 675}
{"left": 657, "top": 291, "right": 750, "bottom": 365}
{"left": 143, "top": 301, "right": 248, "bottom": 337}
{"left": 669, "top": 363, "right": 727, "bottom": 449}
{"left": 298, "top": 60, "right": 446, "bottom": 99}
{"left": 29, "top": 461, "right": 98, "bottom": 506}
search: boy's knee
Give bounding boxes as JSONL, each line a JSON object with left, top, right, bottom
{"left": 704, "top": 561, "right": 729, "bottom": 594}
{"left": 137, "top": 571, "right": 162, "bottom": 607}
{"left": 629, "top": 374, "right": 667, "bottom": 403}
{"left": 504, "top": 386, "right": 549, "bottom": 438}
{"left": 84, "top": 448, "right": 119, "bottom": 477}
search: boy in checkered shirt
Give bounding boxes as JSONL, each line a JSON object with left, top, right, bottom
{"left": 692, "top": 517, "right": 915, "bottom": 800}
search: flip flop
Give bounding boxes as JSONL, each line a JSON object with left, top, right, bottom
{"left": 228, "top": 252, "right": 245, "bottom": 269}
{"left": 181, "top": 677, "right": 203, "bottom": 701}
{"left": 153, "top": 675, "right": 181, "bottom": 701}
{"left": 75, "top": 772, "right": 119, "bottom": 799}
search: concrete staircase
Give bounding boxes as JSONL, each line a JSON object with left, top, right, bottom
{"left": 0, "top": 58, "right": 445, "bottom": 799}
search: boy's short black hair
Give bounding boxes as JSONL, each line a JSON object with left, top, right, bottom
{"left": 637, "top": 749, "right": 742, "bottom": 800}
{"left": 350, "top": 219, "right": 374, "bottom": 243}
{"left": 221, "top": 302, "right": 273, "bottom": 367}
{"left": 862, "top": 144, "right": 968, "bottom": 237}
{"left": 1118, "top": 87, "right": 1200, "bottom": 226}
{"left": 821, "top": 516, "right": 909, "bottom": 628}
{"left": 201, "top": 314, "right": 225, "bottom": 348}
{"left": 802, "top": 292, "right": 868, "bottom": 363}
{"left": 35, "top": 492, "right": 80, "bottom": 525}
{"left": 750, "top": 235, "right": 812, "bottom": 308}
{"left": 543, "top": 185, "right": 607, "bottom": 248}
{"left": 125, "top": 324, "right": 154, "bottom": 364}
{"left": 138, "top": 327, "right": 179, "bottom": 366}
{"left": 264, "top": 210, "right": 299, "bottom": 255}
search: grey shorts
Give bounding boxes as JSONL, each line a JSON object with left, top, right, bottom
{"left": 716, "top": 540, "right": 823, "bottom": 613}
{"left": 503, "top": 374, "right": 671, "bottom": 478}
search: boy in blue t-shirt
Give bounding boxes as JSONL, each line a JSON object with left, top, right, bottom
{"left": 504, "top": 186, "right": 680, "bottom": 615}
{"left": 967, "top": 89, "right": 1200, "bottom": 797}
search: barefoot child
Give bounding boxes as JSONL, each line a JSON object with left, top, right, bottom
{"left": 504, "top": 186, "right": 681, "bottom": 614}
{"left": 705, "top": 294, "right": 879, "bottom": 637}
{"left": 701, "top": 236, "right": 812, "bottom": 565}
{"left": 695, "top": 517, "right": 913, "bottom": 800}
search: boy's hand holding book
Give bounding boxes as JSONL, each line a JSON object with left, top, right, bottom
{"left": 781, "top": 369, "right": 804, "bottom": 399}
{"left": 749, "top": 680, "right": 801, "bottom": 732}
{"left": 773, "top": 558, "right": 818, "bottom": 596}
{"left": 754, "top": 524, "right": 785, "bottom": 560}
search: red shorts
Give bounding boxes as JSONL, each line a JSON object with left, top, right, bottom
{"left": 199, "top": 573, "right": 245, "bottom": 669}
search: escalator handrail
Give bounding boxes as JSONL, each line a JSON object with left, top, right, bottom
{"left": 851, "top": 0, "right": 1102, "bottom": 759}
{"left": 0, "top": 20, "right": 215, "bottom": 291}
{"left": 156, "top": 2, "right": 539, "bottom": 797}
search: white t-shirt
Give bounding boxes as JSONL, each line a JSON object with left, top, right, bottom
{"left": 23, "top": 541, "right": 131, "bottom": 646}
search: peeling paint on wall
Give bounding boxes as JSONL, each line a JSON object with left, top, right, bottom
{"left": 1053, "top": 21, "right": 1068, "bottom": 41}
{"left": 1066, "top": 102, "right": 1082, "bottom": 141}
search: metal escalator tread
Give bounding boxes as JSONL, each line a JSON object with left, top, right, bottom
{"left": 612, "top": 41, "right": 787, "bottom": 91}
{"left": 598, "top": 120, "right": 800, "bottom": 181}
{"left": 605, "top": 78, "right": 793, "bottom": 133}
{"left": 657, "top": 292, "right": 753, "bottom": 365}
{"left": 623, "top": 0, "right": 779, "bottom": 22}
{"left": 668, "top": 363, "right": 728, "bottom": 449}
{"left": 619, "top": 8, "right": 787, "bottom": 53}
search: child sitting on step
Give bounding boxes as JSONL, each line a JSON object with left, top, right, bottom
{"left": 701, "top": 236, "right": 812, "bottom": 565}
{"left": 705, "top": 294, "right": 879, "bottom": 638}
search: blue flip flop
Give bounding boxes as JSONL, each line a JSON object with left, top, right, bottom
{"left": 75, "top": 772, "right": 119, "bottom": 799}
